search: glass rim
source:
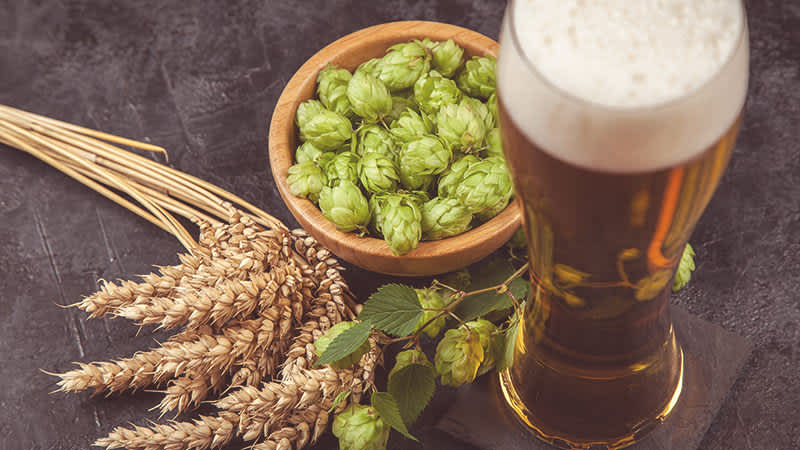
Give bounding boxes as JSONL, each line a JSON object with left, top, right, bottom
{"left": 504, "top": 0, "right": 748, "bottom": 113}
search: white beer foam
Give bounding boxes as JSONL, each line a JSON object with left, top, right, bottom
{"left": 498, "top": 0, "right": 748, "bottom": 173}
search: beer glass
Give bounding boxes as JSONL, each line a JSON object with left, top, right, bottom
{"left": 496, "top": 1, "right": 748, "bottom": 448}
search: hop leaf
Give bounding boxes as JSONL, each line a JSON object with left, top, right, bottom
{"left": 371, "top": 392, "right": 417, "bottom": 441}
{"left": 437, "top": 154, "right": 480, "bottom": 198}
{"left": 299, "top": 108, "right": 353, "bottom": 151}
{"left": 673, "top": 243, "right": 696, "bottom": 292}
{"left": 421, "top": 197, "right": 473, "bottom": 240}
{"left": 389, "top": 108, "right": 433, "bottom": 143}
{"left": 359, "top": 153, "right": 400, "bottom": 195}
{"left": 347, "top": 70, "right": 393, "bottom": 123}
{"left": 372, "top": 41, "right": 431, "bottom": 91}
{"left": 388, "top": 357, "right": 436, "bottom": 426}
{"left": 295, "top": 141, "right": 326, "bottom": 165}
{"left": 359, "top": 284, "right": 423, "bottom": 337}
{"left": 436, "top": 101, "right": 487, "bottom": 153}
{"left": 317, "top": 64, "right": 354, "bottom": 118}
{"left": 397, "top": 136, "right": 451, "bottom": 191}
{"left": 381, "top": 194, "right": 422, "bottom": 255}
{"left": 413, "top": 288, "right": 446, "bottom": 338}
{"left": 457, "top": 55, "right": 496, "bottom": 99}
{"left": 434, "top": 327, "right": 484, "bottom": 387}
{"left": 287, "top": 161, "right": 327, "bottom": 203}
{"left": 318, "top": 180, "right": 370, "bottom": 233}
{"left": 314, "top": 321, "right": 372, "bottom": 369}
{"left": 427, "top": 38, "right": 465, "bottom": 78}
{"left": 485, "top": 127, "right": 504, "bottom": 159}
{"left": 295, "top": 99, "right": 327, "bottom": 130}
{"left": 333, "top": 403, "right": 391, "bottom": 450}
{"left": 324, "top": 151, "right": 360, "bottom": 186}
{"left": 453, "top": 156, "right": 513, "bottom": 220}
{"left": 356, "top": 125, "right": 396, "bottom": 158}
{"left": 413, "top": 71, "right": 462, "bottom": 115}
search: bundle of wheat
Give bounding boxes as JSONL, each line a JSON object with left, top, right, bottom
{"left": 0, "top": 104, "right": 377, "bottom": 450}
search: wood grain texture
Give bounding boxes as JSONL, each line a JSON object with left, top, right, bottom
{"left": 268, "top": 21, "right": 521, "bottom": 276}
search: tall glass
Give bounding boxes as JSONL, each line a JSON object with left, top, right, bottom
{"left": 496, "top": 1, "right": 749, "bottom": 448}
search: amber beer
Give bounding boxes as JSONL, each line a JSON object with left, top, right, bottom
{"left": 496, "top": 0, "right": 749, "bottom": 448}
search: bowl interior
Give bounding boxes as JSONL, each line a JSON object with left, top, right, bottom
{"left": 269, "top": 21, "right": 521, "bottom": 276}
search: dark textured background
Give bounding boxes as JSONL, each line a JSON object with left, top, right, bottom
{"left": 0, "top": 1, "right": 798, "bottom": 449}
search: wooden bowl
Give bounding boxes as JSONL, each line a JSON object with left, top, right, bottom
{"left": 268, "top": 21, "right": 521, "bottom": 277}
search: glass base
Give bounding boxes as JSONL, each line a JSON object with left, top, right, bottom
{"left": 499, "top": 347, "right": 684, "bottom": 450}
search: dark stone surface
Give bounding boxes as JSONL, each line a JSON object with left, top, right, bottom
{"left": 437, "top": 306, "right": 753, "bottom": 450}
{"left": 0, "top": 1, "right": 798, "bottom": 449}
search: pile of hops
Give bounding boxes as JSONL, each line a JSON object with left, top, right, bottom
{"left": 287, "top": 38, "right": 513, "bottom": 255}
{"left": 52, "top": 211, "right": 378, "bottom": 450}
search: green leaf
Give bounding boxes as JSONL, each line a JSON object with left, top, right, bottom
{"left": 454, "top": 257, "right": 529, "bottom": 321}
{"left": 388, "top": 363, "right": 436, "bottom": 426}
{"left": 673, "top": 243, "right": 696, "bottom": 292}
{"left": 314, "top": 321, "right": 372, "bottom": 367}
{"left": 328, "top": 390, "right": 351, "bottom": 413}
{"left": 496, "top": 303, "right": 522, "bottom": 372}
{"left": 359, "top": 284, "right": 423, "bottom": 336}
{"left": 371, "top": 391, "right": 418, "bottom": 441}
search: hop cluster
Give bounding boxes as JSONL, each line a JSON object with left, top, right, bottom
{"left": 286, "top": 39, "right": 512, "bottom": 255}
{"left": 53, "top": 211, "right": 378, "bottom": 450}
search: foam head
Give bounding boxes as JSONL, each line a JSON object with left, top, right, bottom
{"left": 498, "top": 0, "right": 748, "bottom": 172}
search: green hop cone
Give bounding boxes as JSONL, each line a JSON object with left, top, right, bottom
{"left": 324, "top": 151, "right": 360, "bottom": 186}
{"left": 434, "top": 327, "right": 484, "bottom": 387}
{"left": 347, "top": 70, "right": 392, "bottom": 123}
{"left": 429, "top": 39, "right": 465, "bottom": 78}
{"left": 461, "top": 96, "right": 495, "bottom": 130}
{"left": 380, "top": 194, "right": 422, "bottom": 256}
{"left": 485, "top": 127, "right": 504, "bottom": 158}
{"left": 372, "top": 41, "right": 431, "bottom": 91}
{"left": 436, "top": 101, "right": 487, "bottom": 153}
{"left": 399, "top": 190, "right": 430, "bottom": 206}
{"left": 287, "top": 161, "right": 327, "bottom": 203}
{"left": 359, "top": 153, "right": 400, "bottom": 195}
{"left": 356, "top": 125, "right": 396, "bottom": 158}
{"left": 454, "top": 157, "right": 513, "bottom": 220}
{"left": 314, "top": 321, "right": 371, "bottom": 369}
{"left": 386, "top": 95, "right": 417, "bottom": 123}
{"left": 487, "top": 92, "right": 498, "bottom": 126}
{"left": 355, "top": 57, "right": 382, "bottom": 77}
{"left": 389, "top": 108, "right": 433, "bottom": 143}
{"left": 457, "top": 55, "right": 497, "bottom": 99}
{"left": 333, "top": 403, "right": 390, "bottom": 450}
{"left": 413, "top": 288, "right": 446, "bottom": 338}
{"left": 318, "top": 180, "right": 370, "bottom": 233}
{"left": 295, "top": 141, "right": 326, "bottom": 165}
{"left": 295, "top": 99, "right": 326, "bottom": 130}
{"left": 317, "top": 64, "right": 353, "bottom": 118}
{"left": 413, "top": 71, "right": 462, "bottom": 115}
{"left": 299, "top": 109, "right": 353, "bottom": 151}
{"left": 421, "top": 197, "right": 473, "bottom": 240}
{"left": 369, "top": 194, "right": 388, "bottom": 234}
{"left": 437, "top": 154, "right": 480, "bottom": 198}
{"left": 398, "top": 135, "right": 451, "bottom": 181}
{"left": 673, "top": 243, "right": 696, "bottom": 292}
{"left": 389, "top": 348, "right": 433, "bottom": 378}
{"left": 462, "top": 319, "right": 500, "bottom": 376}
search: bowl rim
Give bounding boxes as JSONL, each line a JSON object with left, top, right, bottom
{"left": 268, "top": 20, "right": 521, "bottom": 275}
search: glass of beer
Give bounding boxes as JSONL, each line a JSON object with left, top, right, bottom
{"left": 496, "top": 1, "right": 748, "bottom": 448}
